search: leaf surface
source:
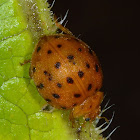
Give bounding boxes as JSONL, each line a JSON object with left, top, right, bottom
{"left": 0, "top": 0, "right": 105, "bottom": 140}
{"left": 0, "top": 0, "right": 75, "bottom": 139}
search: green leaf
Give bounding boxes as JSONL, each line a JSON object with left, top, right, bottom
{"left": 0, "top": 0, "right": 105, "bottom": 139}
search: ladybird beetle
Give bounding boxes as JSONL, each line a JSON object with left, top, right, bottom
{"left": 30, "top": 28, "right": 103, "bottom": 121}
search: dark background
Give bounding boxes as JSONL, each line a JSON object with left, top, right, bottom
{"left": 49, "top": 0, "right": 139, "bottom": 139}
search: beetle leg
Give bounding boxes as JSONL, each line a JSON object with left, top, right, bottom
{"left": 71, "top": 91, "right": 104, "bottom": 121}
{"left": 54, "top": 15, "right": 73, "bottom": 35}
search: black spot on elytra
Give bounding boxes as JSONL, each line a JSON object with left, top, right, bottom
{"left": 46, "top": 98, "right": 51, "bottom": 102}
{"left": 95, "top": 64, "right": 99, "bottom": 72}
{"left": 88, "top": 48, "right": 93, "bottom": 55}
{"left": 33, "top": 67, "right": 36, "bottom": 72}
{"left": 78, "top": 71, "right": 84, "bottom": 78}
{"left": 74, "top": 94, "right": 81, "bottom": 98}
{"left": 86, "top": 63, "right": 90, "bottom": 68}
{"left": 57, "top": 44, "right": 62, "bottom": 48}
{"left": 55, "top": 62, "right": 61, "bottom": 69}
{"left": 73, "top": 62, "right": 76, "bottom": 65}
{"left": 52, "top": 93, "right": 60, "bottom": 98}
{"left": 85, "top": 118, "right": 90, "bottom": 121}
{"left": 37, "top": 46, "right": 41, "bottom": 52}
{"left": 48, "top": 77, "right": 52, "bottom": 81}
{"left": 88, "top": 84, "right": 92, "bottom": 91}
{"left": 44, "top": 71, "right": 48, "bottom": 75}
{"left": 67, "top": 55, "right": 74, "bottom": 60}
{"left": 67, "top": 77, "right": 74, "bottom": 84}
{"left": 61, "top": 106, "right": 66, "bottom": 109}
{"left": 47, "top": 50, "right": 52, "bottom": 54}
{"left": 37, "top": 83, "right": 44, "bottom": 89}
{"left": 57, "top": 83, "right": 62, "bottom": 88}
{"left": 48, "top": 74, "right": 52, "bottom": 81}
{"left": 78, "top": 48, "right": 82, "bottom": 52}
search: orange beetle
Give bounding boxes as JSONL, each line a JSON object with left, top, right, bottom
{"left": 30, "top": 29, "right": 103, "bottom": 121}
